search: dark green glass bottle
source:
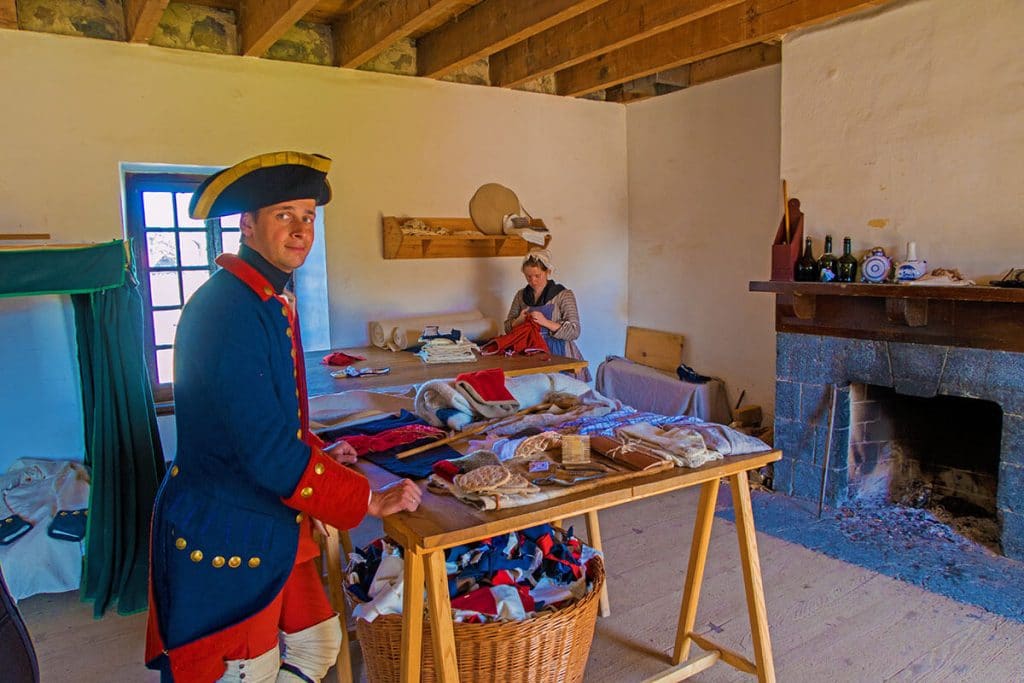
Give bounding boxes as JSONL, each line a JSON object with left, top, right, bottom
{"left": 817, "top": 235, "right": 837, "bottom": 282}
{"left": 837, "top": 236, "right": 858, "bottom": 283}
{"left": 795, "top": 237, "right": 817, "bottom": 282}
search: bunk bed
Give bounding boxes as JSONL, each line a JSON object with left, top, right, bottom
{"left": 0, "top": 239, "right": 165, "bottom": 616}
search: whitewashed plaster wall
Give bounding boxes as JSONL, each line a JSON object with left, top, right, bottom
{"left": 0, "top": 29, "right": 627, "bottom": 470}
{"left": 626, "top": 66, "right": 782, "bottom": 419}
{"left": 782, "top": 0, "right": 1024, "bottom": 280}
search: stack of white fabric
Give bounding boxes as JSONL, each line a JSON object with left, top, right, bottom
{"left": 417, "top": 337, "right": 479, "bottom": 364}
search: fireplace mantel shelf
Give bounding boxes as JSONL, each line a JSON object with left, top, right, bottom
{"left": 750, "top": 281, "right": 1024, "bottom": 327}
{"left": 749, "top": 281, "right": 1024, "bottom": 303}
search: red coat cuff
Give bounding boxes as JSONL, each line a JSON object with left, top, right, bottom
{"left": 282, "top": 450, "right": 370, "bottom": 530}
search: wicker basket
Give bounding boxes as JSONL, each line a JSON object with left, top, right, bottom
{"left": 355, "top": 557, "right": 604, "bottom": 683}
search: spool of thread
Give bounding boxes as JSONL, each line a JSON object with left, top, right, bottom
{"left": 561, "top": 434, "right": 591, "bottom": 464}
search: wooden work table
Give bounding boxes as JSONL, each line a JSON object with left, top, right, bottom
{"left": 304, "top": 345, "right": 587, "bottom": 397}
{"left": 343, "top": 449, "right": 782, "bottom": 683}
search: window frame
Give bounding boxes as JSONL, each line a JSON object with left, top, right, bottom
{"left": 123, "top": 172, "right": 238, "bottom": 410}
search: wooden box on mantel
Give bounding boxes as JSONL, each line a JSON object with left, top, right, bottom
{"left": 382, "top": 216, "right": 550, "bottom": 259}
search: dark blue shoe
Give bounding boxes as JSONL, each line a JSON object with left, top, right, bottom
{"left": 677, "top": 363, "right": 712, "bottom": 384}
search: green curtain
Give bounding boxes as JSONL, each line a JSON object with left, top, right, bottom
{"left": 73, "top": 277, "right": 165, "bottom": 616}
{"left": 3, "top": 241, "right": 165, "bottom": 616}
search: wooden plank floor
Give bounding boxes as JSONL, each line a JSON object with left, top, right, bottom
{"left": 20, "top": 484, "right": 1024, "bottom": 681}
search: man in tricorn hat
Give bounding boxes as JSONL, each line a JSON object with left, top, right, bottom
{"left": 145, "top": 151, "right": 421, "bottom": 682}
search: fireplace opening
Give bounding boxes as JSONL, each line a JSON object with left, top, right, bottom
{"left": 847, "top": 383, "right": 1003, "bottom": 552}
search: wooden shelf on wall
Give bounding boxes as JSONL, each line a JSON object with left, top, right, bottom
{"left": 749, "top": 280, "right": 1024, "bottom": 352}
{"left": 383, "top": 216, "right": 550, "bottom": 259}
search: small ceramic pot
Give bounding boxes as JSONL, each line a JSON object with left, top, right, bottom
{"left": 861, "top": 247, "right": 892, "bottom": 283}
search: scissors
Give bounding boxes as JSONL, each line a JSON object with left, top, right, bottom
{"left": 531, "top": 472, "right": 607, "bottom": 487}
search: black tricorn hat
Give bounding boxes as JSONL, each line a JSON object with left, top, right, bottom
{"left": 189, "top": 151, "right": 332, "bottom": 219}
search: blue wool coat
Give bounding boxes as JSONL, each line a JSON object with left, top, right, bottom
{"left": 146, "top": 254, "right": 369, "bottom": 680}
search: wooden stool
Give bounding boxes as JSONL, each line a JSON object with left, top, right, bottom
{"left": 318, "top": 524, "right": 355, "bottom": 683}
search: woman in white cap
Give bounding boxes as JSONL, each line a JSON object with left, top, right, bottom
{"left": 505, "top": 249, "right": 591, "bottom": 381}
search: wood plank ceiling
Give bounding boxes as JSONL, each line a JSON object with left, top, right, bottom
{"left": 2, "top": 0, "right": 893, "bottom": 102}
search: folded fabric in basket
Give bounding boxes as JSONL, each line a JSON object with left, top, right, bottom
{"left": 454, "top": 368, "right": 520, "bottom": 418}
{"left": 47, "top": 508, "right": 88, "bottom": 542}
{"left": 0, "top": 514, "right": 32, "bottom": 545}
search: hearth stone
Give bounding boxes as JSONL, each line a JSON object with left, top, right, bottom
{"left": 774, "top": 332, "right": 1024, "bottom": 560}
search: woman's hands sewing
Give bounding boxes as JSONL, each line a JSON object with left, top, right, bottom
{"left": 367, "top": 479, "right": 422, "bottom": 517}
{"left": 516, "top": 308, "right": 559, "bottom": 332}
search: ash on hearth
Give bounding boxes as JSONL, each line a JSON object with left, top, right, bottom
{"left": 835, "top": 498, "right": 1001, "bottom": 556}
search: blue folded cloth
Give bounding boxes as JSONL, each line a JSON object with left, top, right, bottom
{"left": 47, "top": 508, "right": 88, "bottom": 542}
{"left": 0, "top": 515, "right": 32, "bottom": 545}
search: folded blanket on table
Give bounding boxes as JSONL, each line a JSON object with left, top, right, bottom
{"left": 415, "top": 379, "right": 476, "bottom": 429}
{"left": 615, "top": 422, "right": 722, "bottom": 469}
{"left": 455, "top": 368, "right": 520, "bottom": 418}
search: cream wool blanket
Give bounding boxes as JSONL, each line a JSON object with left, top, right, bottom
{"left": 414, "top": 372, "right": 599, "bottom": 430}
{"left": 615, "top": 423, "right": 723, "bottom": 469}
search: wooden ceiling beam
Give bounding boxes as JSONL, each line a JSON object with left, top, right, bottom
{"left": 0, "top": 0, "right": 17, "bottom": 29}
{"left": 604, "top": 42, "right": 780, "bottom": 103}
{"left": 123, "top": 0, "right": 170, "bottom": 43}
{"left": 557, "top": 0, "right": 889, "bottom": 96}
{"left": 417, "top": 0, "right": 605, "bottom": 79}
{"left": 689, "top": 41, "right": 781, "bottom": 86}
{"left": 335, "top": 0, "right": 466, "bottom": 69}
{"left": 489, "top": 0, "right": 744, "bottom": 89}
{"left": 239, "top": 0, "right": 320, "bottom": 57}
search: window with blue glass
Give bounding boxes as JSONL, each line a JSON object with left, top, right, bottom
{"left": 124, "top": 173, "right": 241, "bottom": 404}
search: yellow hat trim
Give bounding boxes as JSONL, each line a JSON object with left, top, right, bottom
{"left": 191, "top": 151, "right": 331, "bottom": 219}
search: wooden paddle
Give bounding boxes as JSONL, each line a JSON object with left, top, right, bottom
{"left": 395, "top": 402, "right": 553, "bottom": 460}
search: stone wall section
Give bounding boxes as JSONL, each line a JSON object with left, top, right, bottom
{"left": 774, "top": 332, "right": 1024, "bottom": 559}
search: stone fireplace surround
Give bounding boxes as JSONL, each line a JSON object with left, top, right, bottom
{"left": 772, "top": 333, "right": 1024, "bottom": 560}
{"left": 750, "top": 280, "right": 1024, "bottom": 561}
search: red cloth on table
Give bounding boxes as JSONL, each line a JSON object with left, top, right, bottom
{"left": 335, "top": 424, "right": 444, "bottom": 456}
{"left": 322, "top": 350, "right": 366, "bottom": 367}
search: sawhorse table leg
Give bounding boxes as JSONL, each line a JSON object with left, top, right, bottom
{"left": 647, "top": 475, "right": 775, "bottom": 683}
{"left": 400, "top": 549, "right": 461, "bottom": 683}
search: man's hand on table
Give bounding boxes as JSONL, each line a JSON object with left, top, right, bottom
{"left": 325, "top": 440, "right": 358, "bottom": 464}
{"left": 367, "top": 479, "right": 422, "bottom": 517}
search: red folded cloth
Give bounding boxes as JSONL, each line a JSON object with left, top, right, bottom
{"left": 322, "top": 350, "right": 367, "bottom": 366}
{"left": 454, "top": 368, "right": 520, "bottom": 418}
{"left": 336, "top": 424, "right": 444, "bottom": 456}
{"left": 455, "top": 368, "right": 515, "bottom": 402}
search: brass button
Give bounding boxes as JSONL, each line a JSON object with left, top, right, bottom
{"left": 190, "top": 550, "right": 204, "bottom": 563}
{"left": 314, "top": 463, "right": 325, "bottom": 475}
{"left": 228, "top": 556, "right": 242, "bottom": 568}
{"left": 60, "top": 511, "right": 68, "bottom": 516}
{"left": 290, "top": 349, "right": 296, "bottom": 359}
{"left": 281, "top": 306, "right": 289, "bottom": 317}
{"left": 175, "top": 538, "right": 187, "bottom": 550}
{"left": 295, "top": 513, "right": 304, "bottom": 523}
{"left": 295, "top": 389, "right": 299, "bottom": 398}
{"left": 300, "top": 486, "right": 313, "bottom": 499}
{"left": 248, "top": 557, "right": 261, "bottom": 569}
{"left": 293, "top": 370, "right": 298, "bottom": 379}
{"left": 296, "top": 429, "right": 302, "bottom": 440}
{"left": 72, "top": 510, "right": 80, "bottom": 515}
{"left": 286, "top": 328, "right": 293, "bottom": 338}
{"left": 170, "top": 465, "right": 179, "bottom": 477}
{"left": 297, "top": 408, "right": 302, "bottom": 419}
{"left": 212, "top": 556, "right": 226, "bottom": 568}
{"left": 263, "top": 286, "right": 273, "bottom": 296}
